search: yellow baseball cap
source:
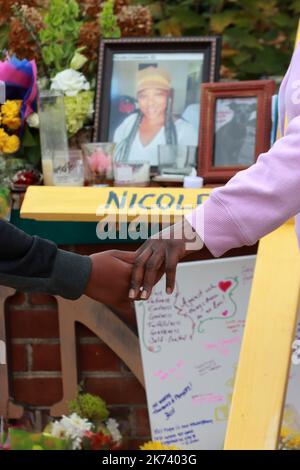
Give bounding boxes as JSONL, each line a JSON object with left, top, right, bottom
{"left": 136, "top": 67, "right": 171, "bottom": 93}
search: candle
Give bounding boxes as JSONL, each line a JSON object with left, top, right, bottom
{"left": 183, "top": 176, "right": 204, "bottom": 189}
{"left": 114, "top": 162, "right": 150, "bottom": 186}
{"left": 41, "top": 159, "right": 54, "bottom": 186}
{"left": 133, "top": 163, "right": 150, "bottom": 184}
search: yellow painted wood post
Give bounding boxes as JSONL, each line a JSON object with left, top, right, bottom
{"left": 224, "top": 220, "right": 300, "bottom": 449}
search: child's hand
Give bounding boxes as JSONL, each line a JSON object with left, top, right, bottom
{"left": 85, "top": 250, "right": 136, "bottom": 319}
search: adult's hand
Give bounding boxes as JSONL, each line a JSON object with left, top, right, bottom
{"left": 129, "top": 219, "right": 204, "bottom": 301}
{"left": 85, "top": 250, "right": 136, "bottom": 318}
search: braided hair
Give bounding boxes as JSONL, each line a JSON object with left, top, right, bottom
{"left": 114, "top": 93, "right": 177, "bottom": 163}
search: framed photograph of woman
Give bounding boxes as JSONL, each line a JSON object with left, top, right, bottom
{"left": 93, "top": 37, "right": 222, "bottom": 173}
{"left": 198, "top": 80, "right": 276, "bottom": 183}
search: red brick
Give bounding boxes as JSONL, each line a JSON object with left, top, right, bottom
{"left": 84, "top": 377, "right": 147, "bottom": 405}
{"left": 7, "top": 310, "right": 59, "bottom": 338}
{"left": 29, "top": 293, "right": 57, "bottom": 307}
{"left": 134, "top": 407, "right": 151, "bottom": 438}
{"left": 10, "top": 344, "right": 27, "bottom": 372}
{"left": 107, "top": 406, "right": 131, "bottom": 423}
{"left": 32, "top": 344, "right": 61, "bottom": 372}
{"left": 78, "top": 343, "right": 120, "bottom": 372}
{"left": 13, "top": 377, "right": 62, "bottom": 406}
{"left": 6, "top": 292, "right": 27, "bottom": 307}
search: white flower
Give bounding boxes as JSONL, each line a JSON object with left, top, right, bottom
{"left": 50, "top": 421, "right": 67, "bottom": 440}
{"left": 26, "top": 112, "right": 39, "bottom": 128}
{"left": 51, "top": 69, "right": 90, "bottom": 97}
{"left": 50, "top": 413, "right": 92, "bottom": 450}
{"left": 106, "top": 418, "right": 122, "bottom": 443}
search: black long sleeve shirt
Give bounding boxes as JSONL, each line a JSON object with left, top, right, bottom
{"left": 0, "top": 220, "right": 92, "bottom": 299}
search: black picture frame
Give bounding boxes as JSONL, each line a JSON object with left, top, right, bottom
{"left": 93, "top": 37, "right": 222, "bottom": 173}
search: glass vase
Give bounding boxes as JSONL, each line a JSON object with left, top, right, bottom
{"left": 38, "top": 90, "right": 71, "bottom": 186}
{"left": 81, "top": 143, "right": 114, "bottom": 186}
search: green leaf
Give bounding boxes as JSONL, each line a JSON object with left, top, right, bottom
{"left": 290, "top": 0, "right": 300, "bottom": 14}
{"left": 148, "top": 1, "right": 165, "bottom": 20}
{"left": 224, "top": 28, "right": 263, "bottom": 49}
{"left": 231, "top": 51, "right": 252, "bottom": 66}
{"left": 26, "top": 146, "right": 41, "bottom": 167}
{"left": 0, "top": 25, "right": 9, "bottom": 51}
{"left": 272, "top": 13, "right": 291, "bottom": 28}
{"left": 210, "top": 11, "right": 238, "bottom": 33}
{"left": 168, "top": 6, "right": 206, "bottom": 29}
{"left": 22, "top": 127, "right": 37, "bottom": 147}
{"left": 156, "top": 18, "right": 183, "bottom": 36}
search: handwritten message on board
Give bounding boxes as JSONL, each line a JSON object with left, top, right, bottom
{"left": 136, "top": 256, "right": 300, "bottom": 449}
{"left": 135, "top": 256, "right": 256, "bottom": 450}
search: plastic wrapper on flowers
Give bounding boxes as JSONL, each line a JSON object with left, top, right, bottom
{"left": 0, "top": 56, "right": 41, "bottom": 189}
{"left": 0, "top": 56, "right": 37, "bottom": 128}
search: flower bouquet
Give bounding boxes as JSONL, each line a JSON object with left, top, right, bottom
{"left": 12, "top": 0, "right": 94, "bottom": 145}
{"left": 0, "top": 391, "right": 123, "bottom": 451}
{"left": 0, "top": 55, "right": 42, "bottom": 217}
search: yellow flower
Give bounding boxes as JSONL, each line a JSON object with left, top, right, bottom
{"left": 0, "top": 128, "right": 9, "bottom": 152}
{"left": 140, "top": 441, "right": 180, "bottom": 450}
{"left": 281, "top": 426, "right": 292, "bottom": 439}
{"left": 2, "top": 134, "right": 20, "bottom": 154}
{"left": 1, "top": 100, "right": 22, "bottom": 118}
{"left": 280, "top": 426, "right": 300, "bottom": 449}
{"left": 2, "top": 116, "right": 21, "bottom": 131}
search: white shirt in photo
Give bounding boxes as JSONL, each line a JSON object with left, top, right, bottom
{"left": 113, "top": 113, "right": 198, "bottom": 165}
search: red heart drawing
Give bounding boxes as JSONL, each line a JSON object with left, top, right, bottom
{"left": 222, "top": 310, "right": 228, "bottom": 317}
{"left": 218, "top": 280, "right": 232, "bottom": 292}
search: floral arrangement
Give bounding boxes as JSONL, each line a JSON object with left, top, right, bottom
{"left": 0, "top": 100, "right": 22, "bottom": 154}
{"left": 0, "top": 55, "right": 42, "bottom": 220}
{"left": 87, "top": 149, "right": 112, "bottom": 175}
{"left": 279, "top": 426, "right": 300, "bottom": 450}
{"left": 5, "top": 0, "right": 153, "bottom": 143}
{"left": 5, "top": 1, "right": 153, "bottom": 78}
{"left": 82, "top": 143, "right": 114, "bottom": 184}
{"left": 47, "top": 413, "right": 122, "bottom": 450}
{"left": 0, "top": 390, "right": 123, "bottom": 451}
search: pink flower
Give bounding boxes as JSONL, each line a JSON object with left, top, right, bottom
{"left": 87, "top": 150, "right": 111, "bottom": 174}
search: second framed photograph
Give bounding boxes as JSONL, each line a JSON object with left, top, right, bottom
{"left": 198, "top": 80, "right": 276, "bottom": 183}
{"left": 93, "top": 37, "right": 221, "bottom": 174}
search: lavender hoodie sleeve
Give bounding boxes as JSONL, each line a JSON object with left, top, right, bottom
{"left": 186, "top": 43, "right": 300, "bottom": 257}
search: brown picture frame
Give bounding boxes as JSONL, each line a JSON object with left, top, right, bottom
{"left": 198, "top": 80, "right": 276, "bottom": 183}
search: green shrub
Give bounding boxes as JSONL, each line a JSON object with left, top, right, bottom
{"left": 134, "top": 0, "right": 299, "bottom": 79}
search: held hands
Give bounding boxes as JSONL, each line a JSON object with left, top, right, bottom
{"left": 84, "top": 220, "right": 203, "bottom": 315}
{"left": 85, "top": 250, "right": 136, "bottom": 318}
{"left": 129, "top": 219, "right": 204, "bottom": 301}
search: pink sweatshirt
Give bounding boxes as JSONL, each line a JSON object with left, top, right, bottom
{"left": 186, "top": 43, "right": 300, "bottom": 257}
